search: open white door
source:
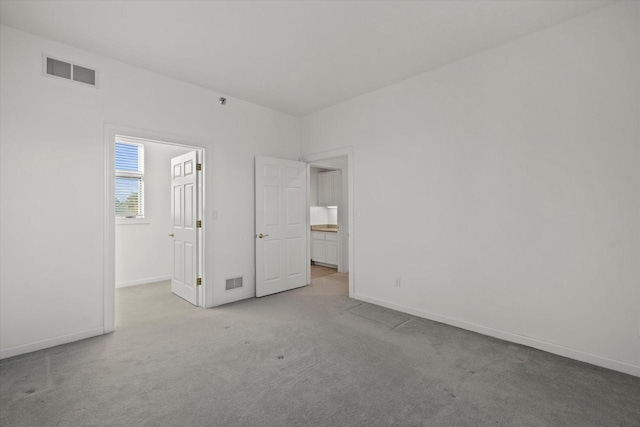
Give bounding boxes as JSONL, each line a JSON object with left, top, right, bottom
{"left": 255, "top": 156, "right": 307, "bottom": 297}
{"left": 170, "top": 151, "right": 199, "bottom": 305}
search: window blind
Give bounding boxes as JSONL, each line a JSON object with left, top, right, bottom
{"left": 115, "top": 141, "right": 145, "bottom": 218}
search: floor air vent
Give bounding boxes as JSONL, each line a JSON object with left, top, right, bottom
{"left": 44, "top": 55, "right": 97, "bottom": 87}
{"left": 225, "top": 276, "right": 243, "bottom": 290}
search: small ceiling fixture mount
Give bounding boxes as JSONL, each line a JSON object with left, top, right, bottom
{"left": 219, "top": 97, "right": 227, "bottom": 105}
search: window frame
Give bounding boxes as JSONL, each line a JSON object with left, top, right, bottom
{"left": 115, "top": 138, "right": 147, "bottom": 224}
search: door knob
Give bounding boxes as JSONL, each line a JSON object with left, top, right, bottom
{"left": 258, "top": 233, "right": 269, "bottom": 239}
{"left": 168, "top": 233, "right": 174, "bottom": 237}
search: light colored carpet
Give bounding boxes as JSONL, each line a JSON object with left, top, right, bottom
{"left": 310, "top": 264, "right": 338, "bottom": 278}
{"left": 1, "top": 278, "right": 639, "bottom": 426}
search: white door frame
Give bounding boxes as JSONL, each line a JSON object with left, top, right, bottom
{"left": 103, "top": 124, "right": 208, "bottom": 333}
{"left": 301, "top": 147, "right": 355, "bottom": 298}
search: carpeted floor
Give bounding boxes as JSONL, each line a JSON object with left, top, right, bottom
{"left": 1, "top": 275, "right": 639, "bottom": 426}
{"left": 311, "top": 264, "right": 338, "bottom": 278}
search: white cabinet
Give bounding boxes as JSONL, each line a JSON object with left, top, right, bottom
{"left": 325, "top": 232, "right": 338, "bottom": 264}
{"left": 318, "top": 171, "right": 340, "bottom": 207}
{"left": 312, "top": 241, "right": 325, "bottom": 262}
{"left": 311, "top": 231, "right": 326, "bottom": 262}
{"left": 325, "top": 242, "right": 338, "bottom": 264}
{"left": 311, "top": 231, "right": 338, "bottom": 267}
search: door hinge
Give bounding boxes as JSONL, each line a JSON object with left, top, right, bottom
{"left": 196, "top": 163, "right": 202, "bottom": 171}
{"left": 196, "top": 220, "right": 202, "bottom": 228}
{"left": 197, "top": 278, "right": 202, "bottom": 286}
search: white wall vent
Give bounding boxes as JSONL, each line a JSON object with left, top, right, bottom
{"left": 225, "top": 276, "right": 243, "bottom": 291}
{"left": 43, "top": 55, "right": 97, "bottom": 87}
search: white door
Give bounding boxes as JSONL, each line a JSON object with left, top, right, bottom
{"left": 170, "top": 151, "right": 199, "bottom": 305}
{"left": 255, "top": 156, "right": 307, "bottom": 297}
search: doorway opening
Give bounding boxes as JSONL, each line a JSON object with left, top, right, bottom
{"left": 309, "top": 165, "right": 344, "bottom": 292}
{"left": 104, "top": 126, "right": 206, "bottom": 333}
{"left": 302, "top": 148, "right": 355, "bottom": 298}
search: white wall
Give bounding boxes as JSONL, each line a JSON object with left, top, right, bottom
{"left": 301, "top": 2, "right": 640, "bottom": 375}
{"left": 115, "top": 142, "right": 191, "bottom": 288}
{"left": 340, "top": 166, "right": 348, "bottom": 272}
{"left": 310, "top": 207, "right": 337, "bottom": 226}
{"left": 0, "top": 26, "right": 300, "bottom": 358}
{"left": 327, "top": 208, "right": 337, "bottom": 225}
{"left": 310, "top": 207, "right": 328, "bottom": 225}
{"left": 310, "top": 167, "right": 320, "bottom": 206}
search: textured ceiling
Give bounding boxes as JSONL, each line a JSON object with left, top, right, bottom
{"left": 0, "top": 0, "right": 613, "bottom": 116}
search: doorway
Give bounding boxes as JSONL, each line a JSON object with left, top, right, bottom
{"left": 302, "top": 148, "right": 355, "bottom": 298}
{"left": 104, "top": 125, "right": 207, "bottom": 333}
{"left": 309, "top": 165, "right": 342, "bottom": 290}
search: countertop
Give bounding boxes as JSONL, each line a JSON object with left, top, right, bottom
{"left": 311, "top": 225, "right": 338, "bottom": 233}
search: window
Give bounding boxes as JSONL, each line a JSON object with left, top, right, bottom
{"left": 115, "top": 140, "right": 145, "bottom": 219}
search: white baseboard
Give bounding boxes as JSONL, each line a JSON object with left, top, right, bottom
{"left": 212, "top": 288, "right": 255, "bottom": 308}
{"left": 0, "top": 327, "right": 104, "bottom": 360}
{"left": 116, "top": 275, "right": 171, "bottom": 288}
{"left": 313, "top": 262, "right": 338, "bottom": 268}
{"left": 353, "top": 293, "right": 640, "bottom": 377}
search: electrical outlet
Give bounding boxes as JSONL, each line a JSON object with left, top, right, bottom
{"left": 394, "top": 277, "right": 401, "bottom": 287}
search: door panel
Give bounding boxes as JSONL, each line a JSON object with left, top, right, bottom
{"left": 286, "top": 188, "right": 301, "bottom": 224}
{"left": 174, "top": 240, "right": 183, "bottom": 281}
{"left": 170, "top": 150, "right": 199, "bottom": 305}
{"left": 255, "top": 156, "right": 307, "bottom": 297}
{"left": 264, "top": 240, "right": 281, "bottom": 281}
{"left": 264, "top": 187, "right": 280, "bottom": 226}
{"left": 287, "top": 238, "right": 303, "bottom": 276}
{"left": 173, "top": 186, "right": 182, "bottom": 226}
{"left": 184, "top": 184, "right": 194, "bottom": 228}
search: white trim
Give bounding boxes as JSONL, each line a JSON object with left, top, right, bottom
{"left": 196, "top": 148, "right": 206, "bottom": 307}
{"left": 336, "top": 169, "right": 343, "bottom": 273}
{"left": 313, "top": 261, "right": 338, "bottom": 269}
{"left": 305, "top": 163, "right": 312, "bottom": 285}
{"left": 104, "top": 127, "right": 116, "bottom": 333}
{"left": 354, "top": 293, "right": 640, "bottom": 377}
{"left": 301, "top": 147, "right": 355, "bottom": 298}
{"left": 116, "top": 218, "right": 150, "bottom": 225}
{"left": 116, "top": 276, "right": 172, "bottom": 289}
{"left": 0, "top": 327, "right": 104, "bottom": 360}
{"left": 211, "top": 288, "right": 256, "bottom": 307}
{"left": 104, "top": 124, "right": 209, "bottom": 334}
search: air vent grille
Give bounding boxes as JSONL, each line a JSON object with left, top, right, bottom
{"left": 44, "top": 55, "right": 97, "bottom": 87}
{"left": 225, "top": 276, "right": 243, "bottom": 290}
{"left": 73, "top": 64, "right": 96, "bottom": 85}
{"left": 46, "top": 57, "right": 71, "bottom": 79}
